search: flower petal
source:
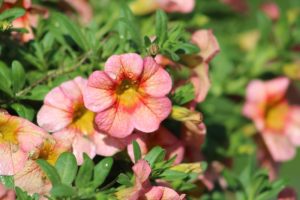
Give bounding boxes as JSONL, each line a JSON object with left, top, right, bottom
{"left": 265, "top": 77, "right": 290, "bottom": 102}
{"left": 192, "top": 63, "right": 210, "bottom": 103}
{"left": 286, "top": 107, "right": 300, "bottom": 146}
{"left": 73, "top": 134, "right": 96, "bottom": 165}
{"left": 132, "top": 97, "right": 172, "bottom": 133}
{"left": 14, "top": 160, "right": 51, "bottom": 196}
{"left": 91, "top": 132, "right": 126, "bottom": 156}
{"left": 59, "top": 76, "right": 86, "bottom": 102}
{"left": 132, "top": 160, "right": 151, "bottom": 184}
{"left": 145, "top": 187, "right": 163, "bottom": 200}
{"left": 0, "top": 143, "right": 27, "bottom": 175}
{"left": 84, "top": 71, "right": 116, "bottom": 112}
{"left": 262, "top": 132, "right": 296, "bottom": 161}
{"left": 94, "top": 105, "right": 134, "bottom": 138}
{"left": 158, "top": 0, "right": 195, "bottom": 13}
{"left": 140, "top": 57, "right": 172, "bottom": 97}
{"left": 37, "top": 105, "right": 72, "bottom": 132}
{"left": 104, "top": 53, "right": 144, "bottom": 80}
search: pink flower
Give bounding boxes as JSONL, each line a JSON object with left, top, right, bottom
{"left": 127, "top": 127, "right": 185, "bottom": 164}
{"left": 84, "top": 53, "right": 172, "bottom": 138}
{"left": 220, "top": 0, "right": 248, "bottom": 13}
{"left": 37, "top": 77, "right": 130, "bottom": 164}
{"left": 189, "top": 29, "right": 220, "bottom": 104}
{"left": 14, "top": 136, "right": 67, "bottom": 196}
{"left": 0, "top": 183, "right": 15, "bottom": 200}
{"left": 1, "top": 0, "right": 48, "bottom": 42}
{"left": 157, "top": 0, "right": 195, "bottom": 14}
{"left": 0, "top": 112, "right": 47, "bottom": 175}
{"left": 261, "top": 2, "right": 280, "bottom": 21}
{"left": 63, "top": 0, "right": 93, "bottom": 23}
{"left": 243, "top": 77, "right": 300, "bottom": 161}
{"left": 278, "top": 187, "right": 297, "bottom": 200}
{"left": 116, "top": 160, "right": 185, "bottom": 200}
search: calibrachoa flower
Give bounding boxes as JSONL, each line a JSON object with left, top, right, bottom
{"left": 37, "top": 77, "right": 129, "bottom": 164}
{"left": 0, "top": 112, "right": 47, "bottom": 175}
{"left": 115, "top": 160, "right": 185, "bottom": 200}
{"left": 0, "top": 0, "right": 48, "bottom": 42}
{"left": 84, "top": 53, "right": 172, "bottom": 138}
{"left": 14, "top": 135, "right": 67, "bottom": 196}
{"left": 127, "top": 127, "right": 184, "bottom": 164}
{"left": 243, "top": 77, "right": 300, "bottom": 161}
{"left": 0, "top": 183, "right": 15, "bottom": 200}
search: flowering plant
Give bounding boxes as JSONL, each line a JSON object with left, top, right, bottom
{"left": 0, "top": 0, "right": 299, "bottom": 199}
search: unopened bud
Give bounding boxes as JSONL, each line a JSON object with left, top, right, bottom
{"left": 149, "top": 43, "right": 159, "bottom": 56}
{"left": 171, "top": 106, "right": 203, "bottom": 123}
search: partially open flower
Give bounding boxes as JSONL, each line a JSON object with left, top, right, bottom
{"left": 84, "top": 53, "right": 172, "bottom": 138}
{"left": 37, "top": 77, "right": 129, "bottom": 164}
{"left": 115, "top": 160, "right": 185, "bottom": 200}
{"left": 0, "top": 183, "right": 15, "bottom": 200}
{"left": 127, "top": 127, "right": 185, "bottom": 164}
{"left": 0, "top": 112, "right": 47, "bottom": 175}
{"left": 243, "top": 77, "right": 300, "bottom": 161}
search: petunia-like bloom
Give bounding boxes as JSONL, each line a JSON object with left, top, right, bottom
{"left": 1, "top": 0, "right": 48, "bottom": 42}
{"left": 37, "top": 77, "right": 130, "bottom": 164}
{"left": 14, "top": 135, "right": 67, "bottom": 196}
{"left": 0, "top": 183, "right": 15, "bottom": 200}
{"left": 127, "top": 127, "right": 184, "bottom": 165}
{"left": 0, "top": 112, "right": 47, "bottom": 175}
{"left": 261, "top": 2, "right": 280, "bottom": 21}
{"left": 115, "top": 160, "right": 185, "bottom": 200}
{"left": 129, "top": 0, "right": 195, "bottom": 15}
{"left": 243, "top": 77, "right": 300, "bottom": 161}
{"left": 84, "top": 53, "right": 172, "bottom": 138}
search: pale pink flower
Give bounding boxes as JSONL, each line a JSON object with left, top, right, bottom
{"left": 14, "top": 135, "right": 67, "bottom": 196}
{"left": 37, "top": 77, "right": 129, "bottom": 164}
{"left": 0, "top": 112, "right": 47, "bottom": 175}
{"left": 0, "top": 183, "right": 15, "bottom": 200}
{"left": 84, "top": 53, "right": 172, "bottom": 138}
{"left": 261, "top": 2, "right": 280, "bottom": 21}
{"left": 243, "top": 77, "right": 300, "bottom": 161}
{"left": 63, "top": 0, "right": 93, "bottom": 23}
{"left": 127, "top": 127, "right": 185, "bottom": 164}
{"left": 189, "top": 29, "right": 220, "bottom": 104}
{"left": 116, "top": 160, "right": 185, "bottom": 200}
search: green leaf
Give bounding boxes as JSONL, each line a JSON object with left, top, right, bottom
{"left": 132, "top": 141, "right": 141, "bottom": 163}
{"left": 51, "top": 184, "right": 75, "bottom": 198}
{"left": 75, "top": 154, "right": 94, "bottom": 188}
{"left": 116, "top": 173, "right": 133, "bottom": 187}
{"left": 160, "top": 170, "right": 188, "bottom": 181}
{"left": 51, "top": 12, "right": 89, "bottom": 51}
{"left": 55, "top": 152, "right": 78, "bottom": 185}
{"left": 92, "top": 157, "right": 113, "bottom": 188}
{"left": 0, "top": 62, "right": 12, "bottom": 96}
{"left": 155, "top": 10, "right": 168, "bottom": 46}
{"left": 172, "top": 83, "right": 195, "bottom": 105}
{"left": 12, "top": 61, "right": 25, "bottom": 93}
{"left": 22, "top": 85, "right": 50, "bottom": 101}
{"left": 11, "top": 103, "right": 35, "bottom": 121}
{"left": 0, "top": 176, "right": 14, "bottom": 188}
{"left": 36, "top": 159, "right": 61, "bottom": 185}
{"left": 0, "top": 8, "right": 25, "bottom": 21}
{"left": 144, "top": 146, "right": 166, "bottom": 167}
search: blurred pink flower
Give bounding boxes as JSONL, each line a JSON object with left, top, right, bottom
{"left": 84, "top": 53, "right": 172, "bottom": 138}
{"left": 37, "top": 77, "right": 129, "bottom": 164}
{"left": 190, "top": 29, "right": 220, "bottom": 104}
{"left": 278, "top": 187, "right": 297, "bottom": 200}
{"left": 261, "top": 2, "right": 280, "bottom": 21}
{"left": 220, "top": 0, "right": 248, "bottom": 13}
{"left": 157, "top": 0, "right": 195, "bottom": 13}
{"left": 0, "top": 183, "right": 15, "bottom": 200}
{"left": 243, "top": 77, "right": 300, "bottom": 161}
{"left": 127, "top": 127, "right": 185, "bottom": 164}
{"left": 0, "top": 112, "right": 47, "bottom": 175}
{"left": 116, "top": 160, "right": 185, "bottom": 200}
{"left": 1, "top": 0, "right": 48, "bottom": 42}
{"left": 14, "top": 136, "right": 67, "bottom": 196}
{"left": 63, "top": 0, "right": 93, "bottom": 23}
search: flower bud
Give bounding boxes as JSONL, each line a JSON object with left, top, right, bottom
{"left": 170, "top": 106, "right": 203, "bottom": 123}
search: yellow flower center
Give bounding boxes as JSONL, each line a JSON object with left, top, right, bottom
{"left": 116, "top": 79, "right": 140, "bottom": 108}
{"left": 70, "top": 105, "right": 95, "bottom": 135}
{"left": 265, "top": 101, "right": 289, "bottom": 132}
{"left": 0, "top": 116, "right": 19, "bottom": 144}
{"left": 37, "top": 138, "right": 59, "bottom": 165}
